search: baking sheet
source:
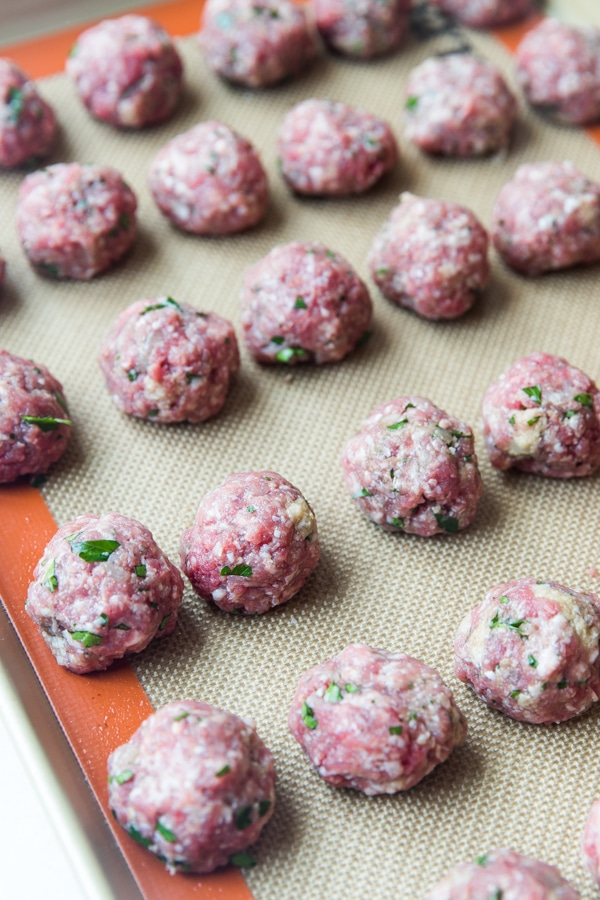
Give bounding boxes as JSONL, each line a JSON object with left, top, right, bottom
{"left": 2, "top": 2, "right": 600, "bottom": 898}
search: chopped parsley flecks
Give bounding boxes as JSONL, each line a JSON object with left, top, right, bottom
{"left": 489, "top": 612, "right": 528, "bottom": 638}
{"left": 450, "top": 430, "right": 472, "bottom": 440}
{"left": 141, "top": 297, "right": 181, "bottom": 315}
{"left": 301, "top": 701, "right": 317, "bottom": 729}
{"left": 508, "top": 415, "right": 515, "bottom": 425}
{"left": 98, "top": 613, "right": 109, "bottom": 626}
{"left": 406, "top": 96, "right": 419, "bottom": 110}
{"left": 185, "top": 372, "right": 199, "bottom": 383}
{"left": 127, "top": 369, "right": 138, "bottom": 382}
{"left": 389, "top": 725, "right": 403, "bottom": 735}
{"left": 70, "top": 630, "right": 102, "bottom": 647}
{"left": 434, "top": 513, "right": 459, "bottom": 534}
{"left": 271, "top": 335, "right": 285, "bottom": 345}
{"left": 324, "top": 682, "right": 343, "bottom": 703}
{"left": 294, "top": 296, "right": 307, "bottom": 309}
{"left": 563, "top": 410, "right": 577, "bottom": 419}
{"left": 527, "top": 416, "right": 541, "bottom": 427}
{"left": 522, "top": 384, "right": 542, "bottom": 405}
{"left": 275, "top": 346, "right": 307, "bottom": 364}
{"left": 159, "top": 614, "right": 171, "bottom": 631}
{"left": 40, "top": 558, "right": 58, "bottom": 593}
{"left": 234, "top": 806, "right": 253, "bottom": 830}
{"left": 114, "top": 769, "right": 134, "bottom": 785}
{"left": 354, "top": 487, "right": 372, "bottom": 498}
{"left": 129, "top": 826, "right": 151, "bottom": 848}
{"left": 499, "top": 596, "right": 508, "bottom": 605}
{"left": 510, "top": 689, "right": 521, "bottom": 699}
{"left": 528, "top": 655, "right": 537, "bottom": 668}
{"left": 157, "top": 820, "right": 177, "bottom": 843}
{"left": 325, "top": 249, "right": 336, "bottom": 259}
{"left": 220, "top": 564, "right": 252, "bottom": 577}
{"left": 476, "top": 854, "right": 488, "bottom": 866}
{"left": 230, "top": 851, "right": 256, "bottom": 868}
{"left": 345, "top": 683, "right": 359, "bottom": 694}
{"left": 113, "top": 623, "right": 131, "bottom": 630}
{"left": 54, "top": 390, "right": 69, "bottom": 414}
{"left": 148, "top": 409, "right": 159, "bottom": 417}
{"left": 37, "top": 261, "right": 60, "bottom": 278}
{"left": 387, "top": 419, "right": 408, "bottom": 430}
{"left": 135, "top": 564, "right": 147, "bottom": 577}
{"left": 173, "top": 711, "right": 189, "bottom": 722}
{"left": 375, "top": 267, "right": 390, "bottom": 277}
{"left": 216, "top": 764, "right": 231, "bottom": 777}
{"left": 391, "top": 518, "right": 404, "bottom": 529}
{"left": 259, "top": 800, "right": 271, "bottom": 817}
{"left": 67, "top": 537, "right": 120, "bottom": 563}
{"left": 20, "top": 415, "right": 72, "bottom": 432}
{"left": 575, "top": 393, "right": 593, "bottom": 408}
{"left": 403, "top": 403, "right": 415, "bottom": 412}
{"left": 7, "top": 86, "right": 24, "bottom": 122}
{"left": 557, "top": 680, "right": 568, "bottom": 690}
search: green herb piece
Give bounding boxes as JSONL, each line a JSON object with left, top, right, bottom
{"left": 275, "top": 346, "right": 307, "bottom": 363}
{"left": 499, "top": 596, "right": 508, "bottom": 604}
{"left": 220, "top": 564, "right": 252, "bottom": 577}
{"left": 135, "top": 564, "right": 147, "bottom": 577}
{"left": 148, "top": 409, "right": 159, "bottom": 417}
{"left": 7, "top": 86, "right": 24, "bottom": 122}
{"left": 173, "top": 711, "right": 189, "bottom": 722}
{"left": 489, "top": 613, "right": 528, "bottom": 637}
{"left": 409, "top": 712, "right": 417, "bottom": 721}
{"left": 510, "top": 689, "right": 521, "bottom": 699}
{"left": 522, "top": 385, "right": 542, "bottom": 405}
{"left": 20, "top": 415, "right": 72, "bottom": 432}
{"left": 434, "top": 513, "right": 459, "bottom": 534}
{"left": 234, "top": 806, "right": 253, "bottom": 830}
{"left": 40, "top": 558, "right": 58, "bottom": 592}
{"left": 159, "top": 614, "right": 171, "bottom": 631}
{"left": 216, "top": 764, "right": 231, "bottom": 777}
{"left": 37, "top": 261, "right": 60, "bottom": 278}
{"left": 259, "top": 800, "right": 271, "bottom": 817}
{"left": 325, "top": 249, "right": 336, "bottom": 259}
{"left": 271, "top": 335, "right": 285, "bottom": 345}
{"left": 98, "top": 613, "right": 109, "bottom": 626}
{"left": 230, "top": 851, "right": 256, "bottom": 868}
{"left": 247, "top": 506, "right": 256, "bottom": 513}
{"left": 354, "top": 487, "right": 372, "bottom": 498}
{"left": 375, "top": 267, "right": 390, "bottom": 276}
{"left": 528, "top": 655, "right": 537, "bottom": 668}
{"left": 527, "top": 416, "right": 541, "bottom": 427}
{"left": 129, "top": 826, "right": 151, "bottom": 848}
{"left": 491, "top": 891, "right": 502, "bottom": 900}
{"left": 557, "top": 679, "right": 567, "bottom": 689}
{"left": 114, "top": 769, "right": 134, "bottom": 785}
{"left": 67, "top": 538, "right": 120, "bottom": 563}
{"left": 387, "top": 419, "right": 408, "bottom": 430}
{"left": 141, "top": 297, "right": 181, "bottom": 315}
{"left": 389, "top": 725, "right": 403, "bottom": 735}
{"left": 113, "top": 623, "right": 131, "bottom": 630}
{"left": 406, "top": 96, "right": 419, "bottom": 110}
{"left": 324, "top": 682, "right": 343, "bottom": 703}
{"left": 476, "top": 854, "right": 488, "bottom": 866}
{"left": 185, "top": 372, "right": 199, "bottom": 383}
{"left": 148, "top": 602, "right": 159, "bottom": 610}
{"left": 53, "top": 390, "right": 69, "bottom": 415}
{"left": 71, "top": 630, "right": 103, "bottom": 647}
{"left": 157, "top": 820, "right": 177, "bottom": 842}
{"left": 563, "top": 410, "right": 577, "bottom": 419}
{"left": 127, "top": 369, "right": 138, "bottom": 382}
{"left": 294, "top": 296, "right": 307, "bottom": 309}
{"left": 391, "top": 518, "right": 404, "bottom": 529}
{"left": 450, "top": 430, "right": 472, "bottom": 439}
{"left": 345, "top": 683, "right": 359, "bottom": 693}
{"left": 575, "top": 393, "right": 593, "bottom": 407}
{"left": 508, "top": 415, "right": 515, "bottom": 425}
{"left": 301, "top": 701, "right": 317, "bottom": 729}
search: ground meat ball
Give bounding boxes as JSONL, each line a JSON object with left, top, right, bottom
{"left": 66, "top": 15, "right": 183, "bottom": 128}
{"left": 0, "top": 350, "right": 71, "bottom": 484}
{"left": 582, "top": 799, "right": 600, "bottom": 886}
{"left": 341, "top": 396, "right": 483, "bottom": 536}
{"left": 454, "top": 577, "right": 600, "bottom": 725}
{"left": 482, "top": 352, "right": 600, "bottom": 478}
{"left": 241, "top": 242, "right": 372, "bottom": 365}
{"left": 200, "top": 0, "right": 317, "bottom": 88}
{"left": 108, "top": 699, "right": 276, "bottom": 874}
{"left": 314, "top": 0, "right": 410, "bottom": 59}
{"left": 288, "top": 644, "right": 467, "bottom": 795}
{"left": 278, "top": 98, "right": 397, "bottom": 196}
{"left": 515, "top": 19, "right": 600, "bottom": 126}
{"left": 0, "top": 59, "right": 56, "bottom": 168}
{"left": 429, "top": 0, "right": 534, "bottom": 29}
{"left": 26, "top": 512, "right": 183, "bottom": 674}
{"left": 492, "top": 161, "right": 600, "bottom": 276}
{"left": 369, "top": 193, "right": 489, "bottom": 319}
{"left": 424, "top": 848, "right": 580, "bottom": 899}
{"left": 180, "top": 471, "right": 320, "bottom": 615}
{"left": 99, "top": 297, "right": 239, "bottom": 424}
{"left": 16, "top": 163, "right": 137, "bottom": 280}
{"left": 404, "top": 54, "right": 517, "bottom": 157}
{"left": 148, "top": 121, "right": 268, "bottom": 235}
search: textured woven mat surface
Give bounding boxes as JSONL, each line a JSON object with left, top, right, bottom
{"left": 2, "top": 9, "right": 600, "bottom": 898}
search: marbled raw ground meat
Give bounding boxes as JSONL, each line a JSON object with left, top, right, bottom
{"left": 369, "top": 193, "right": 489, "bottom": 319}
{"left": 240, "top": 241, "right": 372, "bottom": 365}
{"left": 288, "top": 644, "right": 467, "bottom": 795}
{"left": 200, "top": 0, "right": 317, "bottom": 88}
{"left": 180, "top": 470, "right": 320, "bottom": 614}
{"left": 66, "top": 15, "right": 183, "bottom": 128}
{"left": 16, "top": 162, "right": 137, "bottom": 280}
{"left": 582, "top": 799, "right": 600, "bottom": 887}
{"left": 314, "top": 0, "right": 410, "bottom": 59}
{"left": 515, "top": 19, "right": 600, "bottom": 126}
{"left": 482, "top": 352, "right": 600, "bottom": 478}
{"left": 340, "top": 396, "right": 483, "bottom": 536}
{"left": 424, "top": 848, "right": 580, "bottom": 899}
{"left": 278, "top": 98, "right": 397, "bottom": 195}
{"left": 404, "top": 54, "right": 517, "bottom": 157}
{"left": 454, "top": 577, "right": 600, "bottom": 724}
{"left": 429, "top": 0, "right": 534, "bottom": 29}
{"left": 99, "top": 297, "right": 239, "bottom": 423}
{"left": 26, "top": 512, "right": 183, "bottom": 674}
{"left": 108, "top": 699, "right": 276, "bottom": 874}
{"left": 0, "top": 58, "right": 56, "bottom": 167}
{"left": 0, "top": 349, "right": 71, "bottom": 483}
{"left": 148, "top": 121, "right": 268, "bottom": 235}
{"left": 492, "top": 161, "right": 600, "bottom": 275}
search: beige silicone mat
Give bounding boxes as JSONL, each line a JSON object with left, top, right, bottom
{"left": 2, "top": 7, "right": 600, "bottom": 898}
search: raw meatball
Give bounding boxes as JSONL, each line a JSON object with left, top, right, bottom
{"left": 0, "top": 59, "right": 56, "bottom": 168}
{"left": 288, "top": 644, "right": 467, "bottom": 795}
{"left": 582, "top": 799, "right": 600, "bottom": 886}
{"left": 17, "top": 162, "right": 137, "bottom": 280}
{"left": 200, "top": 0, "right": 317, "bottom": 88}
{"left": 0, "top": 350, "right": 71, "bottom": 484}
{"left": 180, "top": 470, "right": 320, "bottom": 615}
{"left": 368, "top": 193, "right": 489, "bottom": 319}
{"left": 278, "top": 98, "right": 398, "bottom": 196}
{"left": 314, "top": 0, "right": 410, "bottom": 59}
{"left": 99, "top": 297, "right": 240, "bottom": 423}
{"left": 241, "top": 242, "right": 372, "bottom": 365}
{"left": 429, "top": 0, "right": 534, "bottom": 29}
{"left": 515, "top": 19, "right": 600, "bottom": 126}
{"left": 482, "top": 352, "right": 600, "bottom": 478}
{"left": 404, "top": 54, "right": 517, "bottom": 157}
{"left": 26, "top": 512, "right": 183, "bottom": 674}
{"left": 148, "top": 121, "right": 268, "bottom": 235}
{"left": 108, "top": 699, "right": 276, "bottom": 874}
{"left": 492, "top": 161, "right": 600, "bottom": 276}
{"left": 424, "top": 848, "right": 579, "bottom": 899}
{"left": 66, "top": 15, "right": 183, "bottom": 128}
{"left": 454, "top": 577, "right": 600, "bottom": 724}
{"left": 340, "top": 396, "right": 483, "bottom": 536}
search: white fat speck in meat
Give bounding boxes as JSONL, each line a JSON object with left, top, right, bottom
{"left": 0, "top": 59, "right": 56, "bottom": 167}
{"left": 108, "top": 699, "right": 275, "bottom": 874}
{"left": 314, "top": 0, "right": 410, "bottom": 58}
{"left": 428, "top": 0, "right": 534, "bottom": 29}
{"left": 288, "top": 644, "right": 467, "bottom": 795}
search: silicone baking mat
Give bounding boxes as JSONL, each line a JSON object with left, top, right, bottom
{"left": 2, "top": 2, "right": 600, "bottom": 898}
